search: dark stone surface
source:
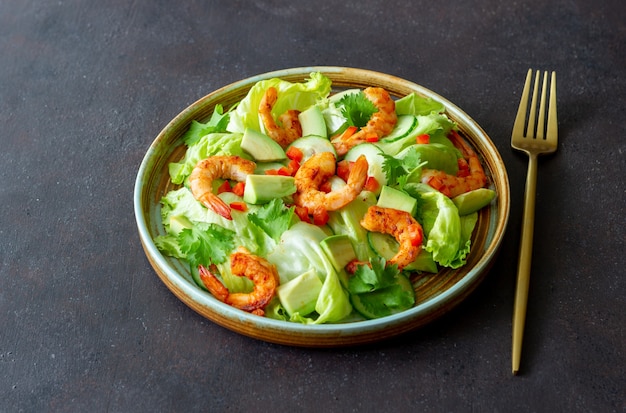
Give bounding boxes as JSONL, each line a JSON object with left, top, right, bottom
{"left": 1, "top": 0, "right": 624, "bottom": 411}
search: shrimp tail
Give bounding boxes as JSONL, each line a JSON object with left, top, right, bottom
{"left": 202, "top": 193, "right": 232, "bottom": 220}
{"left": 198, "top": 264, "right": 230, "bottom": 302}
{"left": 346, "top": 154, "right": 369, "bottom": 192}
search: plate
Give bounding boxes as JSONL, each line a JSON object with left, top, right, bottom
{"left": 134, "top": 67, "right": 510, "bottom": 347}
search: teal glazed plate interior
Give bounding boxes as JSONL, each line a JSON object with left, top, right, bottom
{"left": 134, "top": 67, "right": 510, "bottom": 347}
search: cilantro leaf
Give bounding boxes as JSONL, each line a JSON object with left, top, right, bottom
{"left": 351, "top": 284, "right": 415, "bottom": 318}
{"left": 381, "top": 146, "right": 426, "bottom": 189}
{"left": 381, "top": 154, "right": 406, "bottom": 186}
{"left": 182, "top": 104, "right": 230, "bottom": 146}
{"left": 348, "top": 257, "right": 416, "bottom": 318}
{"left": 348, "top": 257, "right": 400, "bottom": 294}
{"left": 248, "top": 198, "right": 295, "bottom": 241}
{"left": 400, "top": 146, "right": 424, "bottom": 171}
{"left": 339, "top": 91, "right": 378, "bottom": 128}
{"left": 178, "top": 222, "right": 235, "bottom": 267}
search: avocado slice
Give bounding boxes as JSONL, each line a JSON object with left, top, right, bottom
{"left": 168, "top": 215, "right": 193, "bottom": 235}
{"left": 242, "top": 174, "right": 296, "bottom": 204}
{"left": 241, "top": 128, "right": 286, "bottom": 162}
{"left": 376, "top": 185, "right": 418, "bottom": 216}
{"left": 320, "top": 234, "right": 357, "bottom": 272}
{"left": 276, "top": 269, "right": 323, "bottom": 317}
{"left": 298, "top": 105, "right": 327, "bottom": 138}
{"left": 452, "top": 188, "right": 496, "bottom": 215}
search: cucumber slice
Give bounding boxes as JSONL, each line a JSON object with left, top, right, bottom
{"left": 367, "top": 231, "right": 438, "bottom": 273}
{"left": 380, "top": 115, "right": 417, "bottom": 142}
{"left": 344, "top": 143, "right": 387, "bottom": 194}
{"left": 367, "top": 231, "right": 397, "bottom": 260}
{"left": 286, "top": 136, "right": 336, "bottom": 163}
{"left": 190, "top": 265, "right": 208, "bottom": 291}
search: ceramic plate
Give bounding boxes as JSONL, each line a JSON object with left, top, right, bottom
{"left": 134, "top": 67, "right": 510, "bottom": 347}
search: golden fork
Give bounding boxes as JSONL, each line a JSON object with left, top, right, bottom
{"left": 511, "top": 69, "right": 558, "bottom": 375}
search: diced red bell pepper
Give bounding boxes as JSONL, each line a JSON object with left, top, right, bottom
{"left": 287, "top": 159, "right": 300, "bottom": 176}
{"left": 416, "top": 134, "right": 430, "bottom": 144}
{"left": 336, "top": 160, "right": 351, "bottom": 182}
{"left": 407, "top": 224, "right": 424, "bottom": 247}
{"left": 217, "top": 180, "right": 232, "bottom": 194}
{"left": 312, "top": 208, "right": 329, "bottom": 226}
{"left": 294, "top": 205, "right": 311, "bottom": 223}
{"left": 229, "top": 202, "right": 248, "bottom": 213}
{"left": 232, "top": 182, "right": 245, "bottom": 197}
{"left": 339, "top": 125, "right": 358, "bottom": 140}
{"left": 364, "top": 176, "right": 379, "bottom": 192}
{"left": 286, "top": 146, "right": 304, "bottom": 162}
{"left": 320, "top": 180, "right": 332, "bottom": 193}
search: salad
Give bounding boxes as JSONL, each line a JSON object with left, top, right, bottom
{"left": 154, "top": 72, "right": 496, "bottom": 324}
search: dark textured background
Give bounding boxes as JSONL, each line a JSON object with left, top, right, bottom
{"left": 1, "top": 1, "right": 624, "bottom": 411}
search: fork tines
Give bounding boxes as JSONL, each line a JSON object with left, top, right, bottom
{"left": 513, "top": 69, "right": 558, "bottom": 144}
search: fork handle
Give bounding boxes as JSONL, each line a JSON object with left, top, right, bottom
{"left": 512, "top": 153, "right": 538, "bottom": 375}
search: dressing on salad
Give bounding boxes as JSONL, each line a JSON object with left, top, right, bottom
{"left": 154, "top": 72, "right": 496, "bottom": 323}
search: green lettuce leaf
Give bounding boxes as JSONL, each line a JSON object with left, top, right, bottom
{"left": 395, "top": 92, "right": 446, "bottom": 116}
{"left": 418, "top": 190, "right": 471, "bottom": 269}
{"left": 156, "top": 188, "right": 274, "bottom": 258}
{"left": 397, "top": 143, "right": 459, "bottom": 176}
{"left": 227, "top": 71, "right": 332, "bottom": 134}
{"left": 182, "top": 104, "right": 230, "bottom": 146}
{"left": 168, "top": 132, "right": 249, "bottom": 185}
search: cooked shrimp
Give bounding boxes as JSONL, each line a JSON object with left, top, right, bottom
{"left": 360, "top": 205, "right": 424, "bottom": 270}
{"left": 258, "top": 86, "right": 302, "bottom": 148}
{"left": 198, "top": 247, "right": 279, "bottom": 316}
{"left": 293, "top": 151, "right": 368, "bottom": 214}
{"left": 188, "top": 155, "right": 256, "bottom": 220}
{"left": 331, "top": 87, "right": 398, "bottom": 156}
{"left": 421, "top": 131, "right": 487, "bottom": 198}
